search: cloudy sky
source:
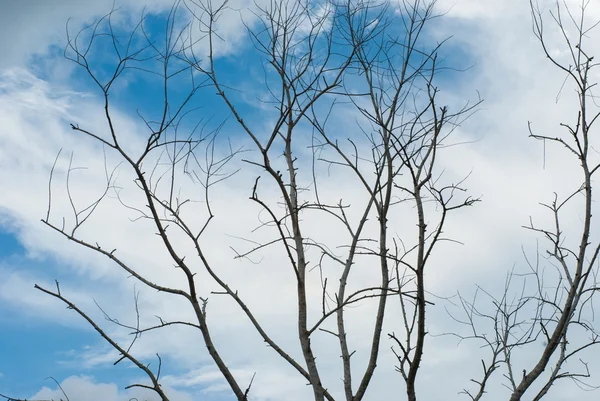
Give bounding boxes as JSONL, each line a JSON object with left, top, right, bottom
{"left": 2, "top": 0, "right": 600, "bottom": 400}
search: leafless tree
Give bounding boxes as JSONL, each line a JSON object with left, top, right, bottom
{"left": 451, "top": 1, "right": 600, "bottom": 400}
{"left": 32, "top": 0, "right": 478, "bottom": 400}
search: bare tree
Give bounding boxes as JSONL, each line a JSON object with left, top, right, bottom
{"left": 31, "top": 0, "right": 477, "bottom": 400}
{"left": 329, "top": 2, "right": 479, "bottom": 401}
{"left": 452, "top": 1, "right": 600, "bottom": 400}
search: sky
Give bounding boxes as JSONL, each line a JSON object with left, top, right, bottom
{"left": 2, "top": 0, "right": 600, "bottom": 400}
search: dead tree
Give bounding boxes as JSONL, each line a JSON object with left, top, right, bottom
{"left": 322, "top": 2, "right": 479, "bottom": 401}
{"left": 453, "top": 1, "right": 600, "bottom": 400}
{"left": 38, "top": 0, "right": 476, "bottom": 400}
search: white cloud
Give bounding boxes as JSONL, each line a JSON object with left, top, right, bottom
{"left": 0, "top": 0, "right": 169, "bottom": 69}
{"left": 30, "top": 375, "right": 193, "bottom": 401}
{"left": 162, "top": 365, "right": 316, "bottom": 401}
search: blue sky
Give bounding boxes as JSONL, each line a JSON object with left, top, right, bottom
{"left": 2, "top": 1, "right": 600, "bottom": 401}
